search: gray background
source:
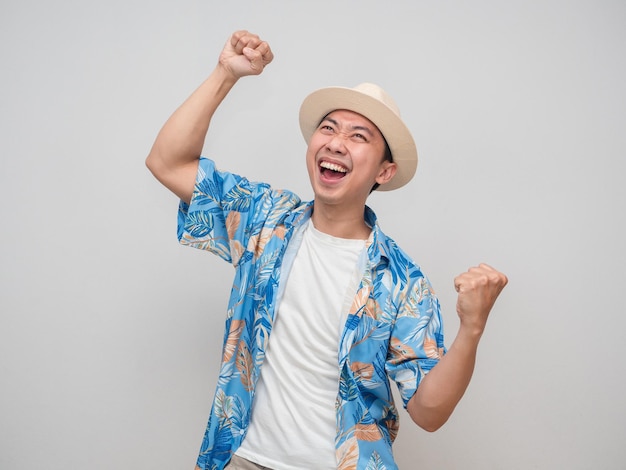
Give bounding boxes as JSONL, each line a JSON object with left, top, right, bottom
{"left": 1, "top": 0, "right": 625, "bottom": 469}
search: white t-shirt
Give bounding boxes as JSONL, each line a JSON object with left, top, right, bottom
{"left": 236, "top": 220, "right": 367, "bottom": 469}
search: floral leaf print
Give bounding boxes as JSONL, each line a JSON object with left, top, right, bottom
{"left": 210, "top": 425, "right": 234, "bottom": 464}
{"left": 363, "top": 296, "right": 381, "bottom": 320}
{"left": 222, "top": 320, "right": 245, "bottom": 363}
{"left": 252, "top": 310, "right": 271, "bottom": 360}
{"left": 185, "top": 211, "right": 214, "bottom": 239}
{"left": 180, "top": 231, "right": 230, "bottom": 261}
{"left": 414, "top": 270, "right": 429, "bottom": 288}
{"left": 195, "top": 175, "right": 221, "bottom": 207}
{"left": 339, "top": 366, "right": 360, "bottom": 401}
{"left": 365, "top": 451, "right": 387, "bottom": 470}
{"left": 217, "top": 360, "right": 235, "bottom": 386}
{"left": 253, "top": 251, "right": 279, "bottom": 294}
{"left": 423, "top": 337, "right": 444, "bottom": 359}
{"left": 350, "top": 361, "right": 375, "bottom": 387}
{"left": 256, "top": 189, "right": 301, "bottom": 229}
{"left": 398, "top": 277, "right": 433, "bottom": 319}
{"left": 372, "top": 347, "right": 389, "bottom": 382}
{"left": 225, "top": 211, "right": 241, "bottom": 241}
{"left": 386, "top": 246, "right": 408, "bottom": 286}
{"left": 351, "top": 314, "right": 378, "bottom": 345}
{"left": 250, "top": 190, "right": 276, "bottom": 229}
{"left": 208, "top": 391, "right": 248, "bottom": 465}
{"left": 350, "top": 286, "right": 372, "bottom": 317}
{"left": 247, "top": 227, "right": 275, "bottom": 260}
{"left": 236, "top": 250, "right": 253, "bottom": 267}
{"left": 355, "top": 423, "right": 383, "bottom": 442}
{"left": 213, "top": 389, "right": 232, "bottom": 421}
{"left": 236, "top": 340, "right": 253, "bottom": 391}
{"left": 213, "top": 391, "right": 246, "bottom": 435}
{"left": 336, "top": 438, "right": 359, "bottom": 470}
{"left": 384, "top": 416, "right": 399, "bottom": 443}
{"left": 273, "top": 224, "right": 286, "bottom": 240}
{"left": 399, "top": 303, "right": 439, "bottom": 348}
{"left": 387, "top": 337, "right": 416, "bottom": 366}
{"left": 223, "top": 183, "right": 252, "bottom": 213}
{"left": 229, "top": 240, "right": 245, "bottom": 266}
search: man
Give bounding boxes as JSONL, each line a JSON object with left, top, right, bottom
{"left": 146, "top": 30, "right": 508, "bottom": 470}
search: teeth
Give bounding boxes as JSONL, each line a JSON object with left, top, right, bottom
{"left": 320, "top": 161, "right": 347, "bottom": 173}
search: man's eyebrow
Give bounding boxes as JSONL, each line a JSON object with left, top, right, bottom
{"left": 321, "top": 116, "right": 375, "bottom": 136}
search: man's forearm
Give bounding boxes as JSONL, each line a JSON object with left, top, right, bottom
{"left": 409, "top": 264, "right": 508, "bottom": 431}
{"left": 407, "top": 327, "right": 482, "bottom": 432}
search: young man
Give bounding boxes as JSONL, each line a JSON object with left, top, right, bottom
{"left": 146, "top": 30, "right": 508, "bottom": 470}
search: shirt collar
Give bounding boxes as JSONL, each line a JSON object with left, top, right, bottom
{"left": 284, "top": 200, "right": 313, "bottom": 228}
{"left": 364, "top": 205, "right": 388, "bottom": 267}
{"left": 285, "top": 202, "right": 389, "bottom": 267}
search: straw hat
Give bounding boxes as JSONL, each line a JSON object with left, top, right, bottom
{"left": 298, "top": 83, "right": 418, "bottom": 191}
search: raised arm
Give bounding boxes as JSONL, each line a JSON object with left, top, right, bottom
{"left": 407, "top": 263, "right": 508, "bottom": 431}
{"left": 145, "top": 30, "right": 274, "bottom": 203}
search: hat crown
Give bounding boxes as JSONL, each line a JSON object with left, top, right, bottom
{"left": 353, "top": 82, "right": 401, "bottom": 118}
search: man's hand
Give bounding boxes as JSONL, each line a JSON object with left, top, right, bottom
{"left": 454, "top": 263, "right": 508, "bottom": 336}
{"left": 219, "top": 30, "right": 274, "bottom": 78}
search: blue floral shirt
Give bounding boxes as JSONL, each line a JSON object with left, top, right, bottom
{"left": 178, "top": 158, "right": 446, "bottom": 470}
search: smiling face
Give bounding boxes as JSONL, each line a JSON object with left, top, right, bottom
{"left": 305, "top": 109, "right": 397, "bottom": 212}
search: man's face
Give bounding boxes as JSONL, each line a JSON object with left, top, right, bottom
{"left": 306, "top": 109, "right": 397, "bottom": 209}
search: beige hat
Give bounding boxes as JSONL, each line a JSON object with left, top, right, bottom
{"left": 298, "top": 82, "right": 418, "bottom": 191}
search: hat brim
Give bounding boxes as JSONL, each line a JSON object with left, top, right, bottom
{"left": 299, "top": 86, "right": 417, "bottom": 191}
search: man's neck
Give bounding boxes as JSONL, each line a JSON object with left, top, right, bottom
{"left": 310, "top": 202, "right": 371, "bottom": 240}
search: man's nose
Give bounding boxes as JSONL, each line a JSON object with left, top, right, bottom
{"left": 326, "top": 133, "right": 347, "bottom": 153}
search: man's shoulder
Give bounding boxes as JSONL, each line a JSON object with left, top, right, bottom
{"left": 373, "top": 227, "right": 426, "bottom": 280}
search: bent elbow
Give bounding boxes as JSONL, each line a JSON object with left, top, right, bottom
{"left": 410, "top": 412, "right": 449, "bottom": 433}
{"left": 418, "top": 420, "right": 445, "bottom": 433}
{"left": 145, "top": 150, "right": 171, "bottom": 184}
{"left": 145, "top": 150, "right": 160, "bottom": 175}
{"left": 408, "top": 397, "right": 453, "bottom": 433}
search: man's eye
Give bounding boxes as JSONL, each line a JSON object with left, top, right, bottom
{"left": 353, "top": 133, "right": 367, "bottom": 141}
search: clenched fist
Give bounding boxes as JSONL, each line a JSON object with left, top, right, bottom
{"left": 219, "top": 30, "right": 274, "bottom": 79}
{"left": 454, "top": 263, "right": 508, "bottom": 335}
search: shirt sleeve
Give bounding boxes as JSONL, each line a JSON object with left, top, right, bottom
{"left": 385, "top": 276, "right": 447, "bottom": 408}
{"left": 177, "top": 157, "right": 259, "bottom": 264}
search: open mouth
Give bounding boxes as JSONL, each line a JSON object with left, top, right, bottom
{"left": 319, "top": 161, "right": 348, "bottom": 180}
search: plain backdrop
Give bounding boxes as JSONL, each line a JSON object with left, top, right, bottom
{"left": 1, "top": 1, "right": 625, "bottom": 469}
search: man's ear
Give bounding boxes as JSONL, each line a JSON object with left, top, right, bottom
{"left": 376, "top": 161, "right": 397, "bottom": 186}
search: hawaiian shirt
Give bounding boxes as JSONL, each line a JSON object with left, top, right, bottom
{"left": 178, "top": 158, "right": 446, "bottom": 470}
